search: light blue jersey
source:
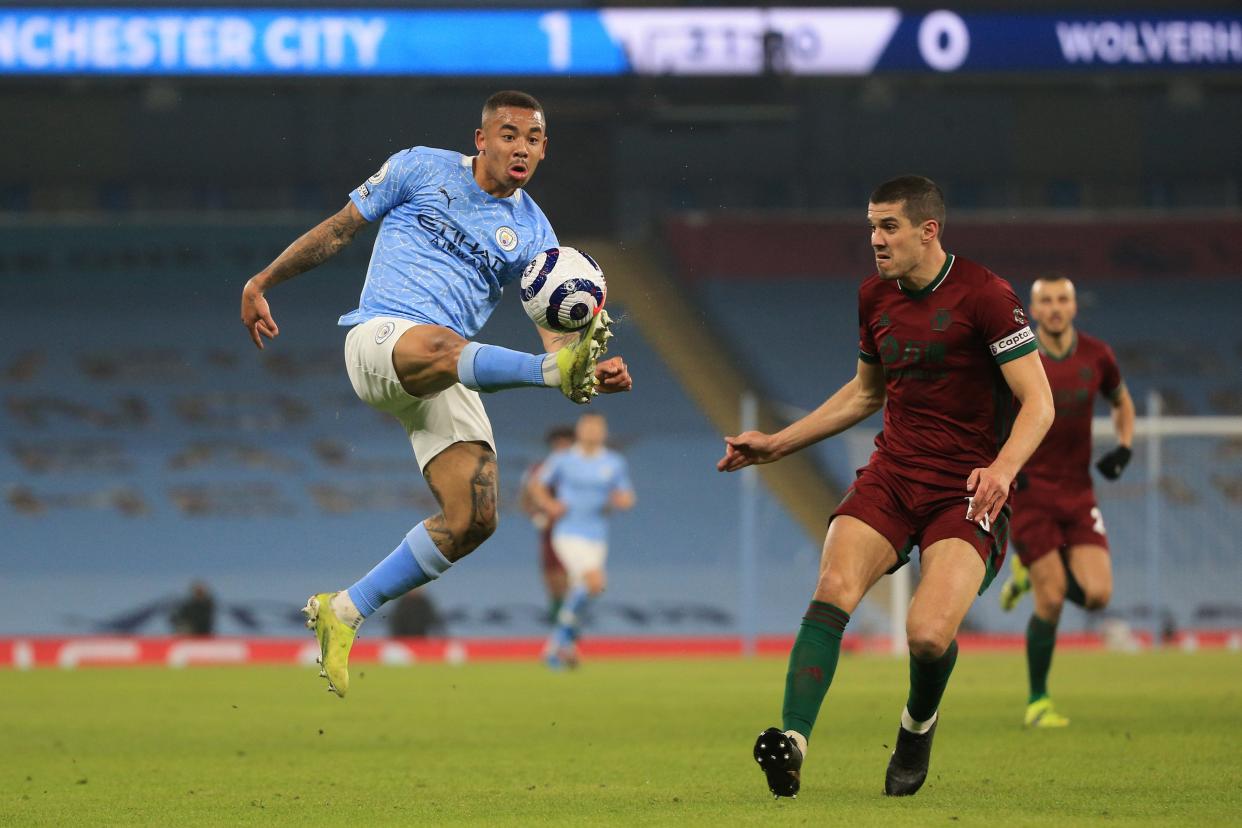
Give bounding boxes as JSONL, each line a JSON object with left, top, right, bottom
{"left": 539, "top": 447, "right": 632, "bottom": 543}
{"left": 338, "top": 146, "right": 558, "bottom": 338}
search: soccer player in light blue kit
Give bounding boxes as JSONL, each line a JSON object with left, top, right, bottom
{"left": 240, "top": 91, "right": 632, "bottom": 696}
{"left": 532, "top": 412, "right": 635, "bottom": 668}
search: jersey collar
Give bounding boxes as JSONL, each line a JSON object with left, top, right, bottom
{"left": 897, "top": 252, "right": 954, "bottom": 299}
{"left": 1037, "top": 329, "right": 1078, "bottom": 361}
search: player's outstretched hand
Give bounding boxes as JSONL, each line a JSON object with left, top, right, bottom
{"left": 241, "top": 278, "right": 280, "bottom": 350}
{"left": 595, "top": 356, "right": 632, "bottom": 394}
{"left": 717, "top": 431, "right": 781, "bottom": 472}
{"left": 1095, "top": 445, "right": 1132, "bottom": 480}
{"left": 966, "top": 464, "right": 1013, "bottom": 524}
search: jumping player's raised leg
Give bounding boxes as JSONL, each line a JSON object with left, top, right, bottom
{"left": 754, "top": 515, "right": 897, "bottom": 798}
{"left": 884, "top": 538, "right": 983, "bottom": 796}
{"left": 305, "top": 441, "right": 496, "bottom": 696}
{"left": 390, "top": 316, "right": 614, "bottom": 404}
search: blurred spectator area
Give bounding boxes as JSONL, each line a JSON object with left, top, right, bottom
{"left": 2, "top": 76, "right": 1240, "bottom": 236}
{"left": 663, "top": 210, "right": 1242, "bottom": 454}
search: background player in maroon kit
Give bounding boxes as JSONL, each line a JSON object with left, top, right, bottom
{"left": 999, "top": 275, "right": 1135, "bottom": 727}
{"left": 719, "top": 176, "right": 1054, "bottom": 799}
{"left": 520, "top": 425, "right": 575, "bottom": 625}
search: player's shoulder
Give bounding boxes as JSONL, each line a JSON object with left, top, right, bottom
{"left": 405, "top": 146, "right": 464, "bottom": 166}
{"left": 950, "top": 254, "right": 1009, "bottom": 290}
{"left": 948, "top": 255, "right": 1025, "bottom": 311}
{"left": 858, "top": 273, "right": 888, "bottom": 305}
{"left": 1074, "top": 330, "right": 1117, "bottom": 360}
{"left": 1074, "top": 329, "right": 1109, "bottom": 350}
{"left": 382, "top": 146, "right": 463, "bottom": 178}
{"left": 513, "top": 185, "right": 550, "bottom": 225}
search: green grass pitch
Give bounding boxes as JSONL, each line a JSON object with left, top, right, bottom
{"left": 3, "top": 650, "right": 1240, "bottom": 825}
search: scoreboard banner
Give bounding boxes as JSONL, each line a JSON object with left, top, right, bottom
{"left": 0, "top": 8, "right": 1240, "bottom": 76}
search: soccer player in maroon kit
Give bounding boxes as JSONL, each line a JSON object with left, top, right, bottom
{"left": 718, "top": 176, "right": 1054, "bottom": 798}
{"left": 998, "top": 275, "right": 1135, "bottom": 727}
{"left": 520, "top": 425, "right": 576, "bottom": 626}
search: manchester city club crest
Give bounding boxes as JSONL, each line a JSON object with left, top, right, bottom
{"left": 495, "top": 226, "right": 518, "bottom": 251}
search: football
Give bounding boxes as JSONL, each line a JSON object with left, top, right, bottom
{"left": 519, "top": 246, "right": 607, "bottom": 333}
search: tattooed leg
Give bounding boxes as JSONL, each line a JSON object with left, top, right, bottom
{"left": 422, "top": 442, "right": 499, "bottom": 562}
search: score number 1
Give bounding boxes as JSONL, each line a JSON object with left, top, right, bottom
{"left": 539, "top": 11, "right": 571, "bottom": 71}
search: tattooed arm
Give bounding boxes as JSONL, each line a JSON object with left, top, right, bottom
{"left": 241, "top": 201, "right": 369, "bottom": 349}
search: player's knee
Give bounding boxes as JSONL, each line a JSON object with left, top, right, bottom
{"left": 394, "top": 328, "right": 466, "bottom": 394}
{"left": 437, "top": 508, "right": 497, "bottom": 556}
{"left": 1035, "top": 597, "right": 1065, "bottom": 623}
{"left": 814, "top": 566, "right": 865, "bottom": 607}
{"left": 460, "top": 510, "right": 498, "bottom": 551}
{"left": 422, "top": 329, "right": 465, "bottom": 366}
{"left": 1083, "top": 584, "right": 1111, "bottom": 611}
{"left": 906, "top": 626, "right": 952, "bottom": 661}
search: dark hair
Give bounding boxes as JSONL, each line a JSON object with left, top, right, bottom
{"left": 869, "top": 175, "right": 946, "bottom": 229}
{"left": 1033, "top": 272, "right": 1071, "bottom": 285}
{"left": 482, "top": 90, "right": 544, "bottom": 123}
{"left": 545, "top": 425, "right": 574, "bottom": 445}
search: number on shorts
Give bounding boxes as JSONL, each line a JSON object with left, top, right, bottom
{"left": 1091, "top": 506, "right": 1106, "bottom": 535}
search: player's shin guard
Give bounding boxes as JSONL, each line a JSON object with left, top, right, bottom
{"left": 781, "top": 601, "right": 850, "bottom": 739}
{"left": 346, "top": 523, "right": 452, "bottom": 618}
{"left": 906, "top": 639, "right": 958, "bottom": 723}
{"left": 457, "top": 342, "right": 548, "bottom": 392}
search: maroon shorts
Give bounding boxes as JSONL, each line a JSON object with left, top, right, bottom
{"left": 1010, "top": 481, "right": 1109, "bottom": 566}
{"left": 540, "top": 527, "right": 565, "bottom": 575}
{"left": 831, "top": 462, "right": 1010, "bottom": 594}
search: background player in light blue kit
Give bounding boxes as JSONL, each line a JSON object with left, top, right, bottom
{"left": 532, "top": 412, "right": 635, "bottom": 668}
{"left": 239, "top": 90, "right": 632, "bottom": 696}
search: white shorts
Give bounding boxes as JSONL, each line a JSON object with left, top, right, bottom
{"left": 344, "top": 317, "right": 496, "bottom": 472}
{"left": 551, "top": 534, "right": 608, "bottom": 582}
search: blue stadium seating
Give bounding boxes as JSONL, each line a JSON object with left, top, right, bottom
{"left": 0, "top": 225, "right": 817, "bottom": 637}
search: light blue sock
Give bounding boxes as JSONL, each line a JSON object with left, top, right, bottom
{"left": 457, "top": 342, "right": 549, "bottom": 392}
{"left": 553, "top": 585, "right": 590, "bottom": 649}
{"left": 346, "top": 523, "right": 452, "bottom": 617}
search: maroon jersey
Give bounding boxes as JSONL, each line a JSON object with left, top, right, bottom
{"left": 858, "top": 253, "right": 1036, "bottom": 487}
{"left": 1023, "top": 331, "right": 1122, "bottom": 489}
